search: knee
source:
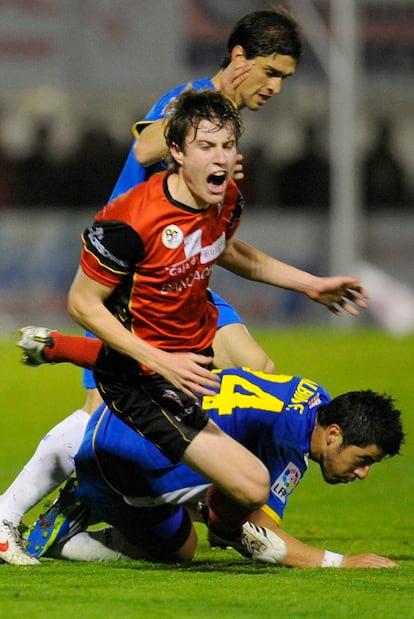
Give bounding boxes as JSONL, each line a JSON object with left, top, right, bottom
{"left": 248, "top": 352, "right": 275, "bottom": 374}
{"left": 247, "top": 475, "right": 270, "bottom": 509}
{"left": 261, "top": 357, "right": 275, "bottom": 374}
{"left": 235, "top": 464, "right": 270, "bottom": 509}
{"left": 164, "top": 526, "right": 197, "bottom": 563}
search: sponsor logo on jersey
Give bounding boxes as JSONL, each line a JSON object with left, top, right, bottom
{"left": 162, "top": 224, "right": 184, "bottom": 249}
{"left": 286, "top": 378, "right": 319, "bottom": 414}
{"left": 184, "top": 229, "right": 202, "bottom": 258}
{"left": 160, "top": 230, "right": 225, "bottom": 294}
{"left": 309, "top": 393, "right": 322, "bottom": 409}
{"left": 182, "top": 230, "right": 225, "bottom": 263}
{"left": 200, "top": 233, "right": 225, "bottom": 264}
{"left": 271, "top": 462, "right": 301, "bottom": 504}
{"left": 161, "top": 265, "right": 213, "bottom": 295}
{"left": 88, "top": 227, "right": 128, "bottom": 269}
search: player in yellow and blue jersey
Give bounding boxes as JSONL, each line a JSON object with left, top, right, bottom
{"left": 26, "top": 367, "right": 404, "bottom": 569}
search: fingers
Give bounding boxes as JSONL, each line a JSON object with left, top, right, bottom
{"left": 346, "top": 286, "right": 368, "bottom": 307}
{"left": 221, "top": 60, "right": 254, "bottom": 100}
{"left": 342, "top": 553, "right": 399, "bottom": 568}
{"left": 328, "top": 287, "right": 369, "bottom": 316}
{"left": 232, "top": 167, "right": 244, "bottom": 181}
{"left": 179, "top": 378, "right": 218, "bottom": 399}
{"left": 232, "top": 153, "right": 244, "bottom": 180}
{"left": 190, "top": 354, "right": 215, "bottom": 367}
{"left": 328, "top": 299, "right": 360, "bottom": 317}
{"left": 228, "top": 59, "right": 254, "bottom": 83}
{"left": 167, "top": 354, "right": 220, "bottom": 398}
{"left": 189, "top": 359, "right": 221, "bottom": 392}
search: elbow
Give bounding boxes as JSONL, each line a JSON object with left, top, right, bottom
{"left": 134, "top": 140, "right": 150, "bottom": 166}
{"left": 67, "top": 290, "right": 85, "bottom": 326}
{"left": 67, "top": 299, "right": 80, "bottom": 325}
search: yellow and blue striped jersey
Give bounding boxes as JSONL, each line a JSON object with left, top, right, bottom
{"left": 75, "top": 367, "right": 331, "bottom": 523}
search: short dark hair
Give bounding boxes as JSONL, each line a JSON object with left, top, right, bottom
{"left": 317, "top": 390, "right": 405, "bottom": 457}
{"left": 221, "top": 7, "right": 302, "bottom": 68}
{"left": 164, "top": 89, "right": 244, "bottom": 155}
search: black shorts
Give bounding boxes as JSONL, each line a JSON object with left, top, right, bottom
{"left": 93, "top": 347, "right": 210, "bottom": 463}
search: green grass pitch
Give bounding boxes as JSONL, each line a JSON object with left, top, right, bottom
{"left": 1, "top": 328, "right": 413, "bottom": 619}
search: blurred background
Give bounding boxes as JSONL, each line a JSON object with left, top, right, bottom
{"left": 1, "top": 0, "right": 414, "bottom": 333}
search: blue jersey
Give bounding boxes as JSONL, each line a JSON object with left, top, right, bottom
{"left": 75, "top": 368, "right": 331, "bottom": 525}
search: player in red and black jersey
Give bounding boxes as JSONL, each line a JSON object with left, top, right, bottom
{"left": 80, "top": 170, "right": 242, "bottom": 354}
{"left": 68, "top": 91, "right": 268, "bottom": 526}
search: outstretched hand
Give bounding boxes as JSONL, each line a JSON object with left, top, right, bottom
{"left": 150, "top": 351, "right": 220, "bottom": 400}
{"left": 307, "top": 276, "right": 368, "bottom": 316}
{"left": 341, "top": 553, "right": 398, "bottom": 568}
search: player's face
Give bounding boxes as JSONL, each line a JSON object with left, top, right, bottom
{"left": 320, "top": 442, "right": 383, "bottom": 485}
{"left": 171, "top": 119, "right": 238, "bottom": 209}
{"left": 235, "top": 53, "right": 297, "bottom": 111}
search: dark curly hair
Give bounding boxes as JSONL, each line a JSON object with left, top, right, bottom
{"left": 221, "top": 6, "right": 302, "bottom": 68}
{"left": 164, "top": 89, "right": 243, "bottom": 160}
{"left": 317, "top": 390, "right": 405, "bottom": 457}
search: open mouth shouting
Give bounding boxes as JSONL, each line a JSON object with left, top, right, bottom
{"left": 207, "top": 171, "right": 227, "bottom": 194}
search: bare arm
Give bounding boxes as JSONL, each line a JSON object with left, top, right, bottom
{"left": 218, "top": 238, "right": 368, "bottom": 316}
{"left": 67, "top": 268, "right": 219, "bottom": 397}
{"left": 249, "top": 509, "right": 398, "bottom": 568}
{"left": 134, "top": 119, "right": 169, "bottom": 166}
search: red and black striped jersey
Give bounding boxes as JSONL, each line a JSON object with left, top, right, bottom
{"left": 81, "top": 171, "right": 243, "bottom": 352}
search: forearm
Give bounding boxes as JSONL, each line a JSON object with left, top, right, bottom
{"left": 219, "top": 238, "right": 368, "bottom": 315}
{"left": 67, "top": 270, "right": 164, "bottom": 371}
{"left": 134, "top": 119, "right": 168, "bottom": 166}
{"left": 249, "top": 511, "right": 325, "bottom": 567}
{"left": 219, "top": 238, "right": 317, "bottom": 293}
{"left": 271, "top": 528, "right": 329, "bottom": 568}
{"left": 250, "top": 510, "right": 397, "bottom": 568}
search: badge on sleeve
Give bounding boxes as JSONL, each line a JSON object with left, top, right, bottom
{"left": 271, "top": 462, "right": 302, "bottom": 504}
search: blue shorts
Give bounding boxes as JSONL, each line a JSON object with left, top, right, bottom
{"left": 75, "top": 453, "right": 191, "bottom": 559}
{"left": 212, "top": 289, "right": 244, "bottom": 329}
{"left": 81, "top": 290, "right": 244, "bottom": 389}
{"left": 82, "top": 330, "right": 99, "bottom": 389}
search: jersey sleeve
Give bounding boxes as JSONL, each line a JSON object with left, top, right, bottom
{"left": 133, "top": 84, "right": 189, "bottom": 137}
{"left": 80, "top": 220, "right": 145, "bottom": 287}
{"left": 109, "top": 147, "right": 147, "bottom": 201}
{"left": 261, "top": 444, "right": 308, "bottom": 525}
{"left": 132, "top": 78, "right": 215, "bottom": 137}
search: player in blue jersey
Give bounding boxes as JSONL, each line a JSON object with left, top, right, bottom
{"left": 0, "top": 8, "right": 367, "bottom": 564}
{"left": 26, "top": 367, "right": 404, "bottom": 568}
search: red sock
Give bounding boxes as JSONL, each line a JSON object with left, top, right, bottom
{"left": 206, "top": 485, "right": 253, "bottom": 539}
{"left": 43, "top": 332, "right": 102, "bottom": 368}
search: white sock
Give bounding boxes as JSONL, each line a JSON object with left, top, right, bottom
{"left": 47, "top": 529, "right": 144, "bottom": 562}
{"left": 0, "top": 409, "right": 90, "bottom": 526}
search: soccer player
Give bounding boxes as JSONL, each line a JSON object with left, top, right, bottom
{"left": 0, "top": 9, "right": 367, "bottom": 564}
{"left": 26, "top": 367, "right": 404, "bottom": 568}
